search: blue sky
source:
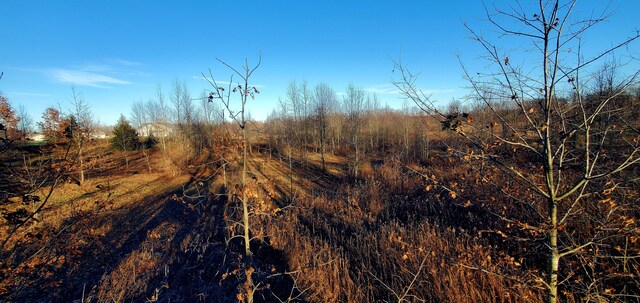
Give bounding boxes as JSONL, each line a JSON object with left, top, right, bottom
{"left": 1, "top": 1, "right": 639, "bottom": 125}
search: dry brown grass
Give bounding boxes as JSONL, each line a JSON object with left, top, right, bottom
{"left": 244, "top": 152, "right": 545, "bottom": 302}
{"left": 93, "top": 221, "right": 179, "bottom": 303}
{"left": 0, "top": 142, "right": 194, "bottom": 302}
{"left": 2, "top": 133, "right": 636, "bottom": 302}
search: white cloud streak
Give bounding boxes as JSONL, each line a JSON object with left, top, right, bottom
{"left": 194, "top": 75, "right": 232, "bottom": 85}
{"left": 50, "top": 69, "right": 131, "bottom": 88}
{"left": 363, "top": 84, "right": 402, "bottom": 95}
{"left": 108, "top": 58, "right": 142, "bottom": 66}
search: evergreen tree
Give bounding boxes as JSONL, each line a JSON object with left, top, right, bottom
{"left": 111, "top": 114, "right": 139, "bottom": 151}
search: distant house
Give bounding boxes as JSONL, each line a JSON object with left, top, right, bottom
{"left": 91, "top": 132, "right": 110, "bottom": 139}
{"left": 137, "top": 122, "right": 174, "bottom": 138}
{"left": 26, "top": 133, "right": 46, "bottom": 142}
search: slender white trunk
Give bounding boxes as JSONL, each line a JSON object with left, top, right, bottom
{"left": 78, "top": 144, "right": 84, "bottom": 185}
{"left": 241, "top": 127, "right": 251, "bottom": 257}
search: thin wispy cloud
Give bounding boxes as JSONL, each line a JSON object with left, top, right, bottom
{"left": 45, "top": 58, "right": 148, "bottom": 88}
{"left": 102, "top": 59, "right": 151, "bottom": 77}
{"left": 50, "top": 69, "right": 131, "bottom": 88}
{"left": 108, "top": 58, "right": 142, "bottom": 66}
{"left": 194, "top": 75, "right": 232, "bottom": 85}
{"left": 363, "top": 84, "right": 401, "bottom": 95}
{"left": 78, "top": 64, "right": 112, "bottom": 73}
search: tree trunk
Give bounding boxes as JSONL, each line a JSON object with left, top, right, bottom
{"left": 548, "top": 197, "right": 559, "bottom": 303}
{"left": 331, "top": 137, "right": 335, "bottom": 155}
{"left": 288, "top": 139, "right": 293, "bottom": 200}
{"left": 320, "top": 128, "right": 326, "bottom": 170}
{"left": 124, "top": 150, "right": 129, "bottom": 171}
{"left": 223, "top": 163, "right": 227, "bottom": 191}
{"left": 143, "top": 148, "right": 152, "bottom": 172}
{"left": 542, "top": 25, "right": 558, "bottom": 303}
{"left": 241, "top": 127, "right": 252, "bottom": 258}
{"left": 353, "top": 132, "right": 359, "bottom": 178}
{"left": 78, "top": 143, "right": 85, "bottom": 186}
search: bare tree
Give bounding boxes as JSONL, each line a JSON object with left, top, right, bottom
{"left": 286, "top": 80, "right": 305, "bottom": 161}
{"left": 17, "top": 105, "right": 33, "bottom": 138}
{"left": 300, "top": 80, "right": 312, "bottom": 160}
{"left": 204, "top": 55, "right": 261, "bottom": 258}
{"left": 401, "top": 99, "right": 411, "bottom": 158}
{"left": 182, "top": 85, "right": 194, "bottom": 126}
{"left": 170, "top": 78, "right": 187, "bottom": 125}
{"left": 342, "top": 83, "right": 366, "bottom": 177}
{"left": 278, "top": 97, "right": 296, "bottom": 200}
{"left": 130, "top": 99, "right": 147, "bottom": 130}
{"left": 366, "top": 93, "right": 381, "bottom": 153}
{"left": 69, "top": 86, "right": 93, "bottom": 186}
{"left": 199, "top": 89, "right": 222, "bottom": 126}
{"left": 131, "top": 99, "right": 156, "bottom": 171}
{"left": 145, "top": 98, "right": 159, "bottom": 127}
{"left": 393, "top": 1, "right": 640, "bottom": 302}
{"left": 151, "top": 84, "right": 169, "bottom": 150}
{"left": 313, "top": 83, "right": 336, "bottom": 170}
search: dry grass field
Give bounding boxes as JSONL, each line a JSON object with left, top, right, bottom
{"left": 1, "top": 104, "right": 639, "bottom": 303}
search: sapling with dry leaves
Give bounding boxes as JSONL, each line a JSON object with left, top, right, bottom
{"left": 203, "top": 55, "right": 261, "bottom": 260}
{"left": 393, "top": 1, "right": 640, "bottom": 302}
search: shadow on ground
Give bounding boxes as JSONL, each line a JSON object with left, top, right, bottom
{"left": 3, "top": 167, "right": 303, "bottom": 302}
